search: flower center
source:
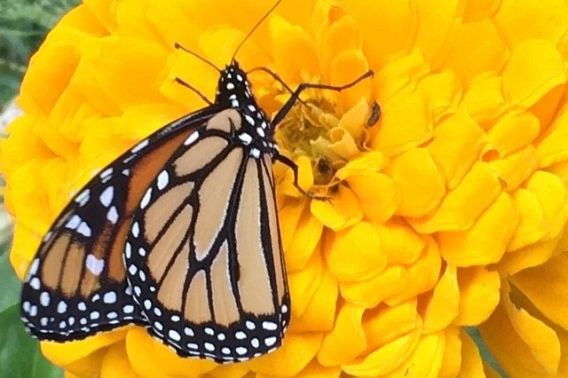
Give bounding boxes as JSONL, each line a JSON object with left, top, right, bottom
{"left": 274, "top": 92, "right": 369, "bottom": 187}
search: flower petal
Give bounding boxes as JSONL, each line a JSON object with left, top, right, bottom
{"left": 288, "top": 252, "right": 324, "bottom": 317}
{"left": 479, "top": 283, "right": 561, "bottom": 377}
{"left": 455, "top": 266, "right": 501, "bottom": 326}
{"left": 370, "top": 85, "right": 432, "bottom": 156}
{"left": 438, "top": 19, "right": 507, "bottom": 83}
{"left": 375, "top": 219, "right": 425, "bottom": 265}
{"left": 502, "top": 39, "right": 567, "bottom": 109}
{"left": 437, "top": 192, "right": 518, "bottom": 266}
{"left": 101, "top": 342, "right": 137, "bottom": 378}
{"left": 422, "top": 265, "right": 459, "bottom": 333}
{"left": 125, "top": 328, "right": 217, "bottom": 378}
{"left": 318, "top": 303, "right": 366, "bottom": 366}
{"left": 458, "top": 329, "right": 486, "bottom": 378}
{"left": 511, "top": 253, "right": 568, "bottom": 332}
{"left": 290, "top": 267, "right": 338, "bottom": 333}
{"left": 286, "top": 207, "right": 323, "bottom": 273}
{"left": 41, "top": 329, "right": 127, "bottom": 367}
{"left": 427, "top": 111, "right": 486, "bottom": 189}
{"left": 310, "top": 186, "right": 362, "bottom": 231}
{"left": 269, "top": 15, "right": 320, "bottom": 84}
{"left": 347, "top": 173, "right": 398, "bottom": 224}
{"left": 538, "top": 106, "right": 568, "bottom": 167}
{"left": 494, "top": 0, "right": 568, "bottom": 44}
{"left": 247, "top": 333, "right": 323, "bottom": 377}
{"left": 340, "top": 266, "right": 407, "bottom": 308}
{"left": 410, "top": 162, "right": 501, "bottom": 234}
{"left": 386, "top": 147, "right": 445, "bottom": 217}
{"left": 385, "top": 237, "right": 441, "bottom": 305}
{"left": 439, "top": 327, "right": 461, "bottom": 378}
{"left": 325, "top": 222, "right": 386, "bottom": 282}
{"left": 362, "top": 300, "right": 420, "bottom": 352}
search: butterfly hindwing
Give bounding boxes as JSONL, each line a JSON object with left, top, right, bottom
{"left": 21, "top": 107, "right": 223, "bottom": 340}
{"left": 126, "top": 109, "right": 290, "bottom": 363}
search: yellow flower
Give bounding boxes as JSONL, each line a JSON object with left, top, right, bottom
{"left": 3, "top": 0, "right": 568, "bottom": 377}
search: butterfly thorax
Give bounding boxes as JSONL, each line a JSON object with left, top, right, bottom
{"left": 215, "top": 61, "right": 277, "bottom": 159}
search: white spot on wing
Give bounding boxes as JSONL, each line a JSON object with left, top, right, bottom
{"left": 107, "top": 206, "right": 119, "bottom": 224}
{"left": 99, "top": 186, "right": 114, "bottom": 207}
{"left": 65, "top": 215, "right": 81, "bottom": 230}
{"left": 77, "top": 222, "right": 92, "bottom": 237}
{"left": 245, "top": 115, "right": 255, "bottom": 126}
{"left": 157, "top": 171, "right": 169, "bottom": 190}
{"left": 75, "top": 189, "right": 90, "bottom": 206}
{"left": 184, "top": 131, "right": 200, "bottom": 146}
{"left": 140, "top": 188, "right": 152, "bottom": 209}
{"left": 132, "top": 139, "right": 149, "bottom": 153}
{"left": 86, "top": 254, "right": 105, "bottom": 276}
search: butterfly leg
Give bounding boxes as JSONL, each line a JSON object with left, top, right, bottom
{"left": 247, "top": 67, "right": 308, "bottom": 107}
{"left": 271, "top": 70, "right": 374, "bottom": 126}
{"left": 273, "top": 153, "right": 330, "bottom": 201}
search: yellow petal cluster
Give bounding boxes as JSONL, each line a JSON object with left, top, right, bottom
{"left": 2, "top": 0, "right": 568, "bottom": 377}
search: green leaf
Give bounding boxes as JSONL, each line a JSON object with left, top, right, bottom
{"left": 0, "top": 243, "right": 20, "bottom": 312}
{"left": 0, "top": 228, "right": 61, "bottom": 377}
{"left": 0, "top": 305, "right": 63, "bottom": 378}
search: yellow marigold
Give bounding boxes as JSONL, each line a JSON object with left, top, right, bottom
{"left": 3, "top": 0, "right": 568, "bottom": 377}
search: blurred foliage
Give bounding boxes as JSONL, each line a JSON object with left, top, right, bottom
{"left": 0, "top": 2, "right": 77, "bottom": 377}
{"left": 0, "top": 0, "right": 80, "bottom": 106}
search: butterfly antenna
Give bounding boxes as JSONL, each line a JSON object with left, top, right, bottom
{"left": 174, "top": 42, "right": 221, "bottom": 72}
{"left": 232, "top": 0, "right": 282, "bottom": 62}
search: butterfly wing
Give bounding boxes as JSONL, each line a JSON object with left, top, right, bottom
{"left": 21, "top": 106, "right": 224, "bottom": 340}
{"left": 126, "top": 109, "right": 290, "bottom": 363}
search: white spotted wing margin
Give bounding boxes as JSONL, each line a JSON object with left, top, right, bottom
{"left": 126, "top": 109, "right": 290, "bottom": 363}
{"left": 20, "top": 104, "right": 226, "bottom": 341}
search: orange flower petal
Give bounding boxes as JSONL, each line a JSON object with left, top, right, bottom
{"left": 370, "top": 85, "right": 432, "bottom": 156}
{"left": 386, "top": 147, "right": 445, "bottom": 217}
{"left": 455, "top": 266, "right": 501, "bottom": 326}
{"left": 342, "top": 327, "right": 423, "bottom": 377}
{"left": 362, "top": 300, "right": 420, "bottom": 351}
{"left": 385, "top": 237, "right": 441, "bottom": 305}
{"left": 268, "top": 15, "right": 320, "bottom": 84}
{"left": 101, "top": 342, "right": 137, "bottom": 378}
{"left": 318, "top": 303, "right": 366, "bottom": 366}
{"left": 502, "top": 39, "right": 567, "bottom": 109}
{"left": 290, "top": 268, "right": 338, "bottom": 333}
{"left": 310, "top": 186, "right": 362, "bottom": 231}
{"left": 427, "top": 111, "right": 486, "bottom": 189}
{"left": 247, "top": 333, "right": 323, "bottom": 377}
{"left": 439, "top": 327, "right": 461, "bottom": 378}
{"left": 422, "top": 265, "right": 459, "bottom": 333}
{"left": 494, "top": 0, "right": 568, "bottom": 44}
{"left": 325, "top": 222, "right": 386, "bottom": 282}
{"left": 410, "top": 162, "right": 501, "bottom": 234}
{"left": 126, "top": 328, "right": 217, "bottom": 378}
{"left": 437, "top": 192, "right": 518, "bottom": 266}
{"left": 375, "top": 219, "right": 425, "bottom": 265}
{"left": 286, "top": 209, "right": 323, "bottom": 273}
{"left": 458, "top": 329, "right": 486, "bottom": 378}
{"left": 347, "top": 172, "right": 398, "bottom": 224}
{"left": 340, "top": 266, "right": 407, "bottom": 309}
{"left": 41, "top": 329, "right": 127, "bottom": 367}
{"left": 538, "top": 105, "right": 568, "bottom": 167}
{"left": 511, "top": 253, "right": 568, "bottom": 332}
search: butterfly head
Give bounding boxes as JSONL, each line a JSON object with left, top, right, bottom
{"left": 216, "top": 61, "right": 256, "bottom": 109}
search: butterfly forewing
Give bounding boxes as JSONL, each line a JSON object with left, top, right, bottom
{"left": 126, "top": 109, "right": 289, "bottom": 362}
{"left": 21, "top": 107, "right": 221, "bottom": 340}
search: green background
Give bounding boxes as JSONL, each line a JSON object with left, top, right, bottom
{"left": 0, "top": 1, "right": 507, "bottom": 377}
{"left": 1, "top": 1, "right": 78, "bottom": 377}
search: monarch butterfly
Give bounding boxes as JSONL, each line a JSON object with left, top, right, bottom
{"left": 19, "top": 1, "right": 373, "bottom": 363}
